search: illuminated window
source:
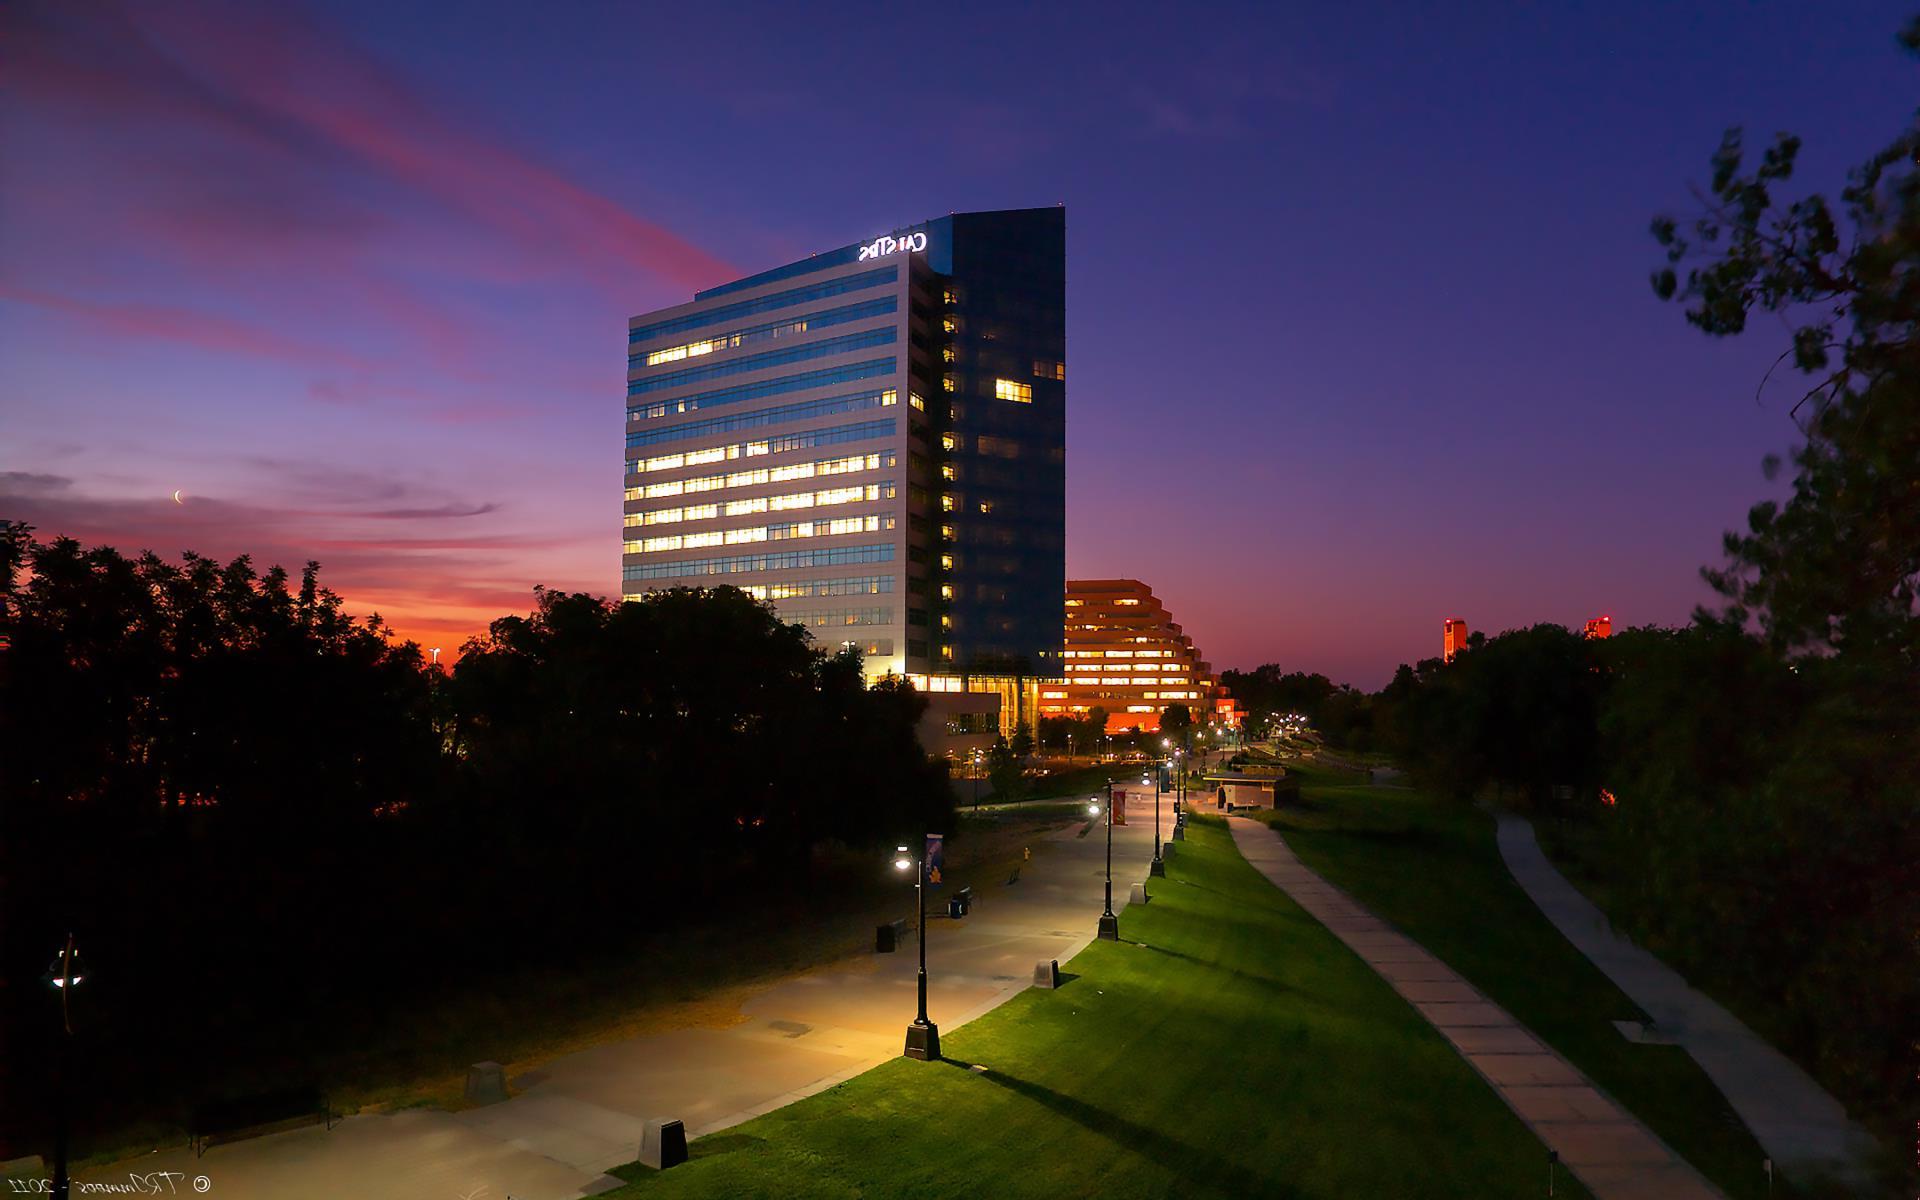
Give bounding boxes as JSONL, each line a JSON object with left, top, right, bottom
{"left": 942, "top": 315, "right": 957, "bottom": 334}
{"left": 941, "top": 346, "right": 956, "bottom": 363}
{"left": 940, "top": 584, "right": 955, "bottom": 599}
{"left": 942, "top": 288, "right": 957, "bottom": 305}
{"left": 977, "top": 500, "right": 991, "bottom": 514}
{"left": 910, "top": 392, "right": 926, "bottom": 412}
{"left": 1033, "top": 360, "right": 1065, "bottom": 381}
{"left": 942, "top": 376, "right": 956, "bottom": 393}
{"left": 994, "top": 379, "right": 1033, "bottom": 404}
{"left": 940, "top": 494, "right": 955, "bottom": 512}
{"left": 940, "top": 554, "right": 954, "bottom": 570}
{"left": 940, "top": 524, "right": 955, "bottom": 539}
{"left": 940, "top": 434, "right": 956, "bottom": 451}
{"left": 940, "top": 614, "right": 953, "bottom": 629}
{"left": 940, "top": 464, "right": 955, "bottom": 480}
{"left": 940, "top": 645, "right": 953, "bottom": 659}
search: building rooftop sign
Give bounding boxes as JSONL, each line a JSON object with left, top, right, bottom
{"left": 857, "top": 230, "right": 928, "bottom": 261}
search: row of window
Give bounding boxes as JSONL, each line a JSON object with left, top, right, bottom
{"left": 627, "top": 327, "right": 896, "bottom": 398}
{"left": 627, "top": 451, "right": 895, "bottom": 502}
{"left": 1067, "top": 662, "right": 1186, "bottom": 672}
{"left": 1063, "top": 649, "right": 1176, "bottom": 658}
{"left": 781, "top": 607, "right": 894, "bottom": 628}
{"left": 625, "top": 389, "right": 896, "bottom": 452}
{"left": 633, "top": 297, "right": 896, "bottom": 368}
{"left": 624, "top": 513, "right": 894, "bottom": 556}
{"left": 625, "top": 420, "right": 895, "bottom": 482}
{"left": 626, "top": 482, "right": 895, "bottom": 527}
{"left": 628, "top": 266, "right": 896, "bottom": 345}
{"left": 743, "top": 574, "right": 893, "bottom": 600}
{"left": 994, "top": 378, "right": 1033, "bottom": 403}
{"left": 628, "top": 358, "right": 896, "bottom": 420}
{"left": 1066, "top": 677, "right": 1194, "bottom": 686}
{"left": 621, "top": 542, "right": 895, "bottom": 582}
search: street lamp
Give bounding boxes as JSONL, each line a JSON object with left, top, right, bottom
{"left": 1094, "top": 787, "right": 1119, "bottom": 940}
{"left": 44, "top": 934, "right": 85, "bottom": 1200}
{"left": 895, "top": 843, "right": 939, "bottom": 1060}
{"left": 1150, "top": 760, "right": 1165, "bottom": 877}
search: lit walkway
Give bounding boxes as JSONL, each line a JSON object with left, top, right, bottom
{"left": 1496, "top": 816, "right": 1878, "bottom": 1191}
{"left": 1227, "top": 817, "right": 1723, "bottom": 1200}
{"left": 78, "top": 804, "right": 1173, "bottom": 1200}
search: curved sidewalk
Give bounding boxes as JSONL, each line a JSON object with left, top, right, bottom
{"left": 1227, "top": 816, "right": 1722, "bottom": 1200}
{"left": 76, "top": 808, "right": 1174, "bottom": 1200}
{"left": 1496, "top": 816, "right": 1877, "bottom": 1189}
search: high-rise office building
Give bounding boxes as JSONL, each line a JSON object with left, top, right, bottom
{"left": 1443, "top": 617, "right": 1470, "bottom": 662}
{"left": 1039, "top": 579, "right": 1242, "bottom": 734}
{"left": 622, "top": 208, "right": 1065, "bottom": 736}
{"left": 1583, "top": 615, "right": 1613, "bottom": 639}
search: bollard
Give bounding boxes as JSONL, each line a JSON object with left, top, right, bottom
{"left": 1129, "top": 882, "right": 1148, "bottom": 906}
{"left": 1032, "top": 959, "right": 1061, "bottom": 988}
{"left": 464, "top": 1062, "right": 507, "bottom": 1105}
{"left": 640, "top": 1118, "right": 687, "bottom": 1170}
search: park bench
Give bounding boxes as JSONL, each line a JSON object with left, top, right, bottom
{"left": 190, "top": 1085, "right": 334, "bottom": 1156}
{"left": 875, "top": 917, "right": 909, "bottom": 953}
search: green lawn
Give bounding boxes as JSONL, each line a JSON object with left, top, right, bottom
{"left": 1251, "top": 768, "right": 1778, "bottom": 1200}
{"left": 602, "top": 819, "right": 1588, "bottom": 1199}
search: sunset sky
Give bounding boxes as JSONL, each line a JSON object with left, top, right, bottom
{"left": 2, "top": 0, "right": 1908, "bottom": 687}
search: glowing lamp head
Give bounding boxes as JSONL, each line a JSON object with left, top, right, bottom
{"left": 893, "top": 845, "right": 912, "bottom": 872}
{"left": 1087, "top": 798, "right": 1101, "bottom": 817}
{"left": 44, "top": 940, "right": 86, "bottom": 990}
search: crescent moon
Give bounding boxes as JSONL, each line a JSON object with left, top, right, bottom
{"left": 172, "top": 490, "right": 183, "bottom": 504}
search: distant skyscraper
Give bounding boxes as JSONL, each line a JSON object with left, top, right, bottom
{"left": 622, "top": 208, "right": 1066, "bottom": 742}
{"left": 1583, "top": 615, "right": 1613, "bottom": 639}
{"left": 1443, "top": 617, "right": 1470, "bottom": 663}
{"left": 1040, "top": 580, "right": 1242, "bottom": 733}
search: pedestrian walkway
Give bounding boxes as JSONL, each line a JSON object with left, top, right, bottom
{"left": 1227, "top": 817, "right": 1723, "bottom": 1200}
{"left": 1496, "top": 815, "right": 1878, "bottom": 1191}
{"left": 78, "top": 805, "right": 1173, "bottom": 1200}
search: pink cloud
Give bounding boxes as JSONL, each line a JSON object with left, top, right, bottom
{"left": 0, "top": 284, "right": 378, "bottom": 371}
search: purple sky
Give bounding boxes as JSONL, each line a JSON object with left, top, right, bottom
{"left": 1, "top": 1, "right": 1908, "bottom": 687}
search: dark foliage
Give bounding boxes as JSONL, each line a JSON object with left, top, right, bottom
{"left": 0, "top": 527, "right": 951, "bottom": 1155}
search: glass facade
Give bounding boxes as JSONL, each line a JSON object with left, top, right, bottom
{"left": 622, "top": 207, "right": 1064, "bottom": 692}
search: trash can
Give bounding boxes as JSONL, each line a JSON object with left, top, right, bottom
{"left": 948, "top": 897, "right": 965, "bottom": 918}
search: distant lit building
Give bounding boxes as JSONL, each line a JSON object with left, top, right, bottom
{"left": 1443, "top": 617, "right": 1470, "bottom": 663}
{"left": 1039, "top": 580, "right": 1241, "bottom": 734}
{"left": 1583, "top": 615, "right": 1613, "bottom": 639}
{"left": 621, "top": 208, "right": 1066, "bottom": 757}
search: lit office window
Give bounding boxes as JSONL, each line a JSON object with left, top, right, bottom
{"left": 994, "top": 379, "right": 1033, "bottom": 403}
{"left": 1033, "top": 360, "right": 1066, "bottom": 380}
{"left": 940, "top": 434, "right": 957, "bottom": 451}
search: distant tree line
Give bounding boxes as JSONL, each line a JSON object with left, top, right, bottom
{"left": 0, "top": 524, "right": 951, "bottom": 1153}
{"left": 1220, "top": 666, "right": 1375, "bottom": 750}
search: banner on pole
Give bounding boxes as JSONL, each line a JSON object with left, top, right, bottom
{"left": 1113, "top": 792, "right": 1128, "bottom": 826}
{"left": 926, "top": 833, "right": 945, "bottom": 885}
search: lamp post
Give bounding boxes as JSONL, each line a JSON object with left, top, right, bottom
{"left": 1150, "top": 744, "right": 1167, "bottom": 877}
{"left": 45, "top": 934, "right": 85, "bottom": 1200}
{"left": 971, "top": 748, "right": 982, "bottom": 809}
{"left": 1094, "top": 787, "right": 1118, "bottom": 940}
{"left": 894, "top": 844, "right": 939, "bottom": 1060}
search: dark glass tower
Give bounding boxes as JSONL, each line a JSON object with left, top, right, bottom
{"left": 623, "top": 206, "right": 1065, "bottom": 685}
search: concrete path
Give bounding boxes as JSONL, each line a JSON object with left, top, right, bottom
{"left": 1227, "top": 817, "right": 1723, "bottom": 1200}
{"left": 79, "top": 805, "right": 1174, "bottom": 1200}
{"left": 1496, "top": 815, "right": 1879, "bottom": 1190}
